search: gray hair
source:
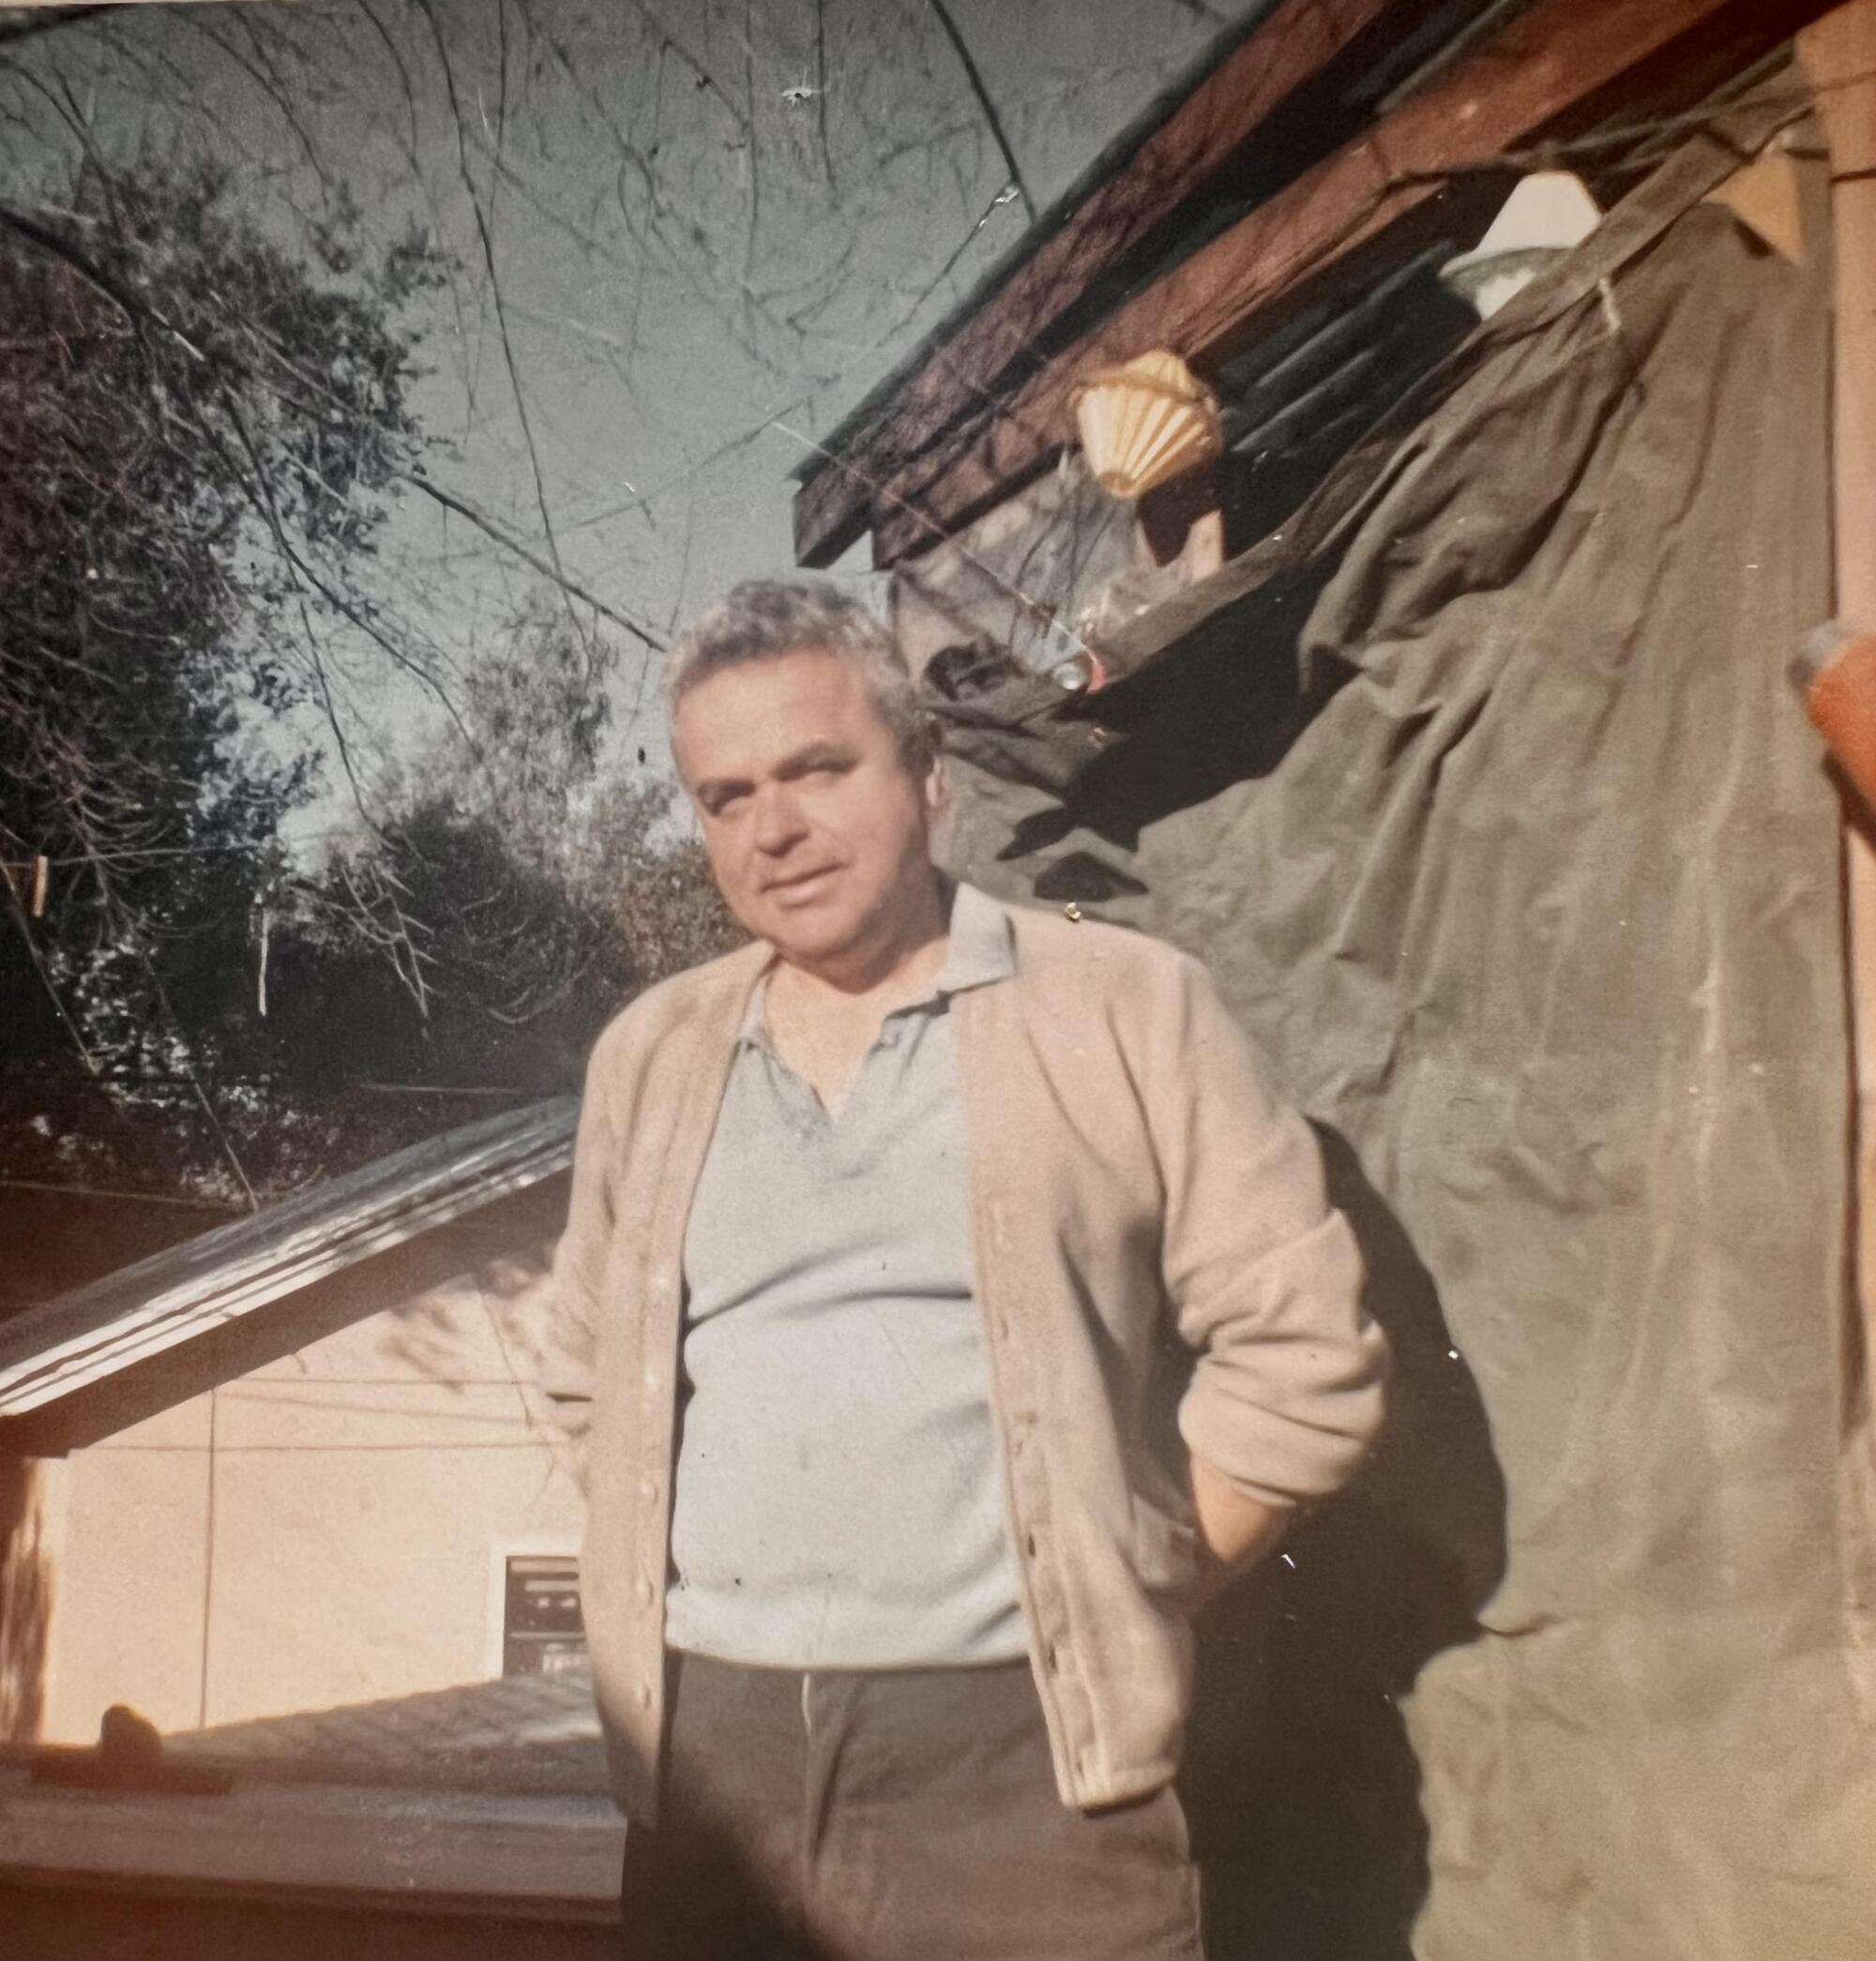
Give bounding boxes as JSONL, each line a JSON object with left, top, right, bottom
{"left": 664, "top": 579, "right": 933, "bottom": 767}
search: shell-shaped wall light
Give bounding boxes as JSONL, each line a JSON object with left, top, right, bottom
{"left": 1070, "top": 350, "right": 1222, "bottom": 501}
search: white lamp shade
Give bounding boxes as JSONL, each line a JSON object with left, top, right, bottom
{"left": 1070, "top": 350, "right": 1222, "bottom": 500}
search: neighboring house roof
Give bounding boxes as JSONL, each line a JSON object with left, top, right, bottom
{"left": 163, "top": 1665, "right": 609, "bottom": 1800}
{"left": 0, "top": 1097, "right": 578, "bottom": 1421}
{"left": 0, "top": 1667, "right": 620, "bottom": 1910}
{"left": 0, "top": 1183, "right": 235, "bottom": 1329}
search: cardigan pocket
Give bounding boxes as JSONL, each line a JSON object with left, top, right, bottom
{"left": 1129, "top": 1491, "right": 1201, "bottom": 1605}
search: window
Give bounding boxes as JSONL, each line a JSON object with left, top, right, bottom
{"left": 502, "top": 1555, "right": 586, "bottom": 1678}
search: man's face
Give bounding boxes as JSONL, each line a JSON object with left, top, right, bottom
{"left": 673, "top": 647, "right": 942, "bottom": 972}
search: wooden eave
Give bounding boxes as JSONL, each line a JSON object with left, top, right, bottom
{"left": 799, "top": 0, "right": 1839, "bottom": 571}
{"left": 0, "top": 1098, "right": 577, "bottom": 1421}
{"left": 1076, "top": 75, "right": 1818, "bottom": 694}
{"left": 792, "top": 0, "right": 1446, "bottom": 568}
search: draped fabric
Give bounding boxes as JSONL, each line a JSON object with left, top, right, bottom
{"left": 931, "top": 123, "right": 1876, "bottom": 1960}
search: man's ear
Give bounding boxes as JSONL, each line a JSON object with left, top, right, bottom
{"left": 927, "top": 762, "right": 959, "bottom": 867}
{"left": 922, "top": 746, "right": 950, "bottom": 817}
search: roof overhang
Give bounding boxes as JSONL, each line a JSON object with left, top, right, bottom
{"left": 794, "top": 0, "right": 1838, "bottom": 570}
{"left": 0, "top": 1099, "right": 577, "bottom": 1421}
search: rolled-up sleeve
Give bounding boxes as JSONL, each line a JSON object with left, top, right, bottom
{"left": 1149, "top": 954, "right": 1386, "bottom": 1508}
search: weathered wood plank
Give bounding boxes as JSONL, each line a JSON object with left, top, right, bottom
{"left": 0, "top": 1769, "right": 624, "bottom": 1908}
{"left": 792, "top": 0, "right": 1414, "bottom": 567}
{"left": 867, "top": 0, "right": 1836, "bottom": 565}
{"left": 1797, "top": 0, "right": 1876, "bottom": 1702}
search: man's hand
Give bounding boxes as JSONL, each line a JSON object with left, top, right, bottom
{"left": 1187, "top": 1451, "right": 1292, "bottom": 1610}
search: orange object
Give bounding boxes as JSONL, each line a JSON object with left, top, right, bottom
{"left": 1796, "top": 626, "right": 1876, "bottom": 813}
{"left": 1048, "top": 647, "right": 1109, "bottom": 694}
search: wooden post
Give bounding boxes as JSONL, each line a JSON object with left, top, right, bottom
{"left": 1798, "top": 0, "right": 1876, "bottom": 1695}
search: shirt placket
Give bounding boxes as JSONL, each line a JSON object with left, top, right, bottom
{"left": 631, "top": 992, "right": 762, "bottom": 1780}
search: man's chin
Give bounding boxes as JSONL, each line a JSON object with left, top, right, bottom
{"left": 755, "top": 898, "right": 856, "bottom": 958}
{"left": 767, "top": 922, "right": 856, "bottom": 966}
{"left": 755, "top": 870, "right": 853, "bottom": 924}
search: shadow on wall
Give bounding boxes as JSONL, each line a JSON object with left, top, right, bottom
{"left": 1001, "top": 581, "right": 1319, "bottom": 864}
{"left": 8, "top": 1181, "right": 572, "bottom": 1460}
{"left": 377, "top": 1238, "right": 555, "bottom": 1388}
{"left": 1185, "top": 1125, "right": 1506, "bottom": 1961}
{"left": 1, "top": 1455, "right": 53, "bottom": 1743}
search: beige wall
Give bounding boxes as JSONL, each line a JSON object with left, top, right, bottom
{"left": 1, "top": 1456, "right": 56, "bottom": 1742}
{"left": 38, "top": 1242, "right": 583, "bottom": 1742}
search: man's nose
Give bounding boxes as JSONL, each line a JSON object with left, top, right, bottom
{"left": 752, "top": 782, "right": 808, "bottom": 853}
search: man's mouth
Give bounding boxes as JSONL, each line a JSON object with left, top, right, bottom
{"left": 764, "top": 866, "right": 840, "bottom": 899}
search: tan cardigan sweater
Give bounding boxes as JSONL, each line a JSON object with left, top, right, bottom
{"left": 546, "top": 891, "right": 1386, "bottom": 1819}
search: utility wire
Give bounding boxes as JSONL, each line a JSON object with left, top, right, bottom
{"left": 0, "top": 1175, "right": 235, "bottom": 1213}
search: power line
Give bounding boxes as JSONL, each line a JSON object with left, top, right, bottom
{"left": 35, "top": 828, "right": 371, "bottom": 868}
{"left": 1, "top": 1067, "right": 550, "bottom": 1094}
{"left": 0, "top": 1175, "right": 234, "bottom": 1213}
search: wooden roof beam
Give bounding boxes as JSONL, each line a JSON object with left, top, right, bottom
{"left": 865, "top": 0, "right": 1836, "bottom": 567}
{"left": 792, "top": 0, "right": 1429, "bottom": 568}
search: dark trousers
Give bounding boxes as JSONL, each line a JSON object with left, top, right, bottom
{"left": 620, "top": 1650, "right": 1204, "bottom": 1961}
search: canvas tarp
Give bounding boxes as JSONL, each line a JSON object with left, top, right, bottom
{"left": 930, "top": 113, "right": 1876, "bottom": 1961}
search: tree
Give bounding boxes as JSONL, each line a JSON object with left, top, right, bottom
{"left": 387, "top": 601, "right": 742, "bottom": 1006}
{"left": 271, "top": 609, "right": 742, "bottom": 1111}
{"left": 0, "top": 153, "right": 449, "bottom": 1200}
{"left": 1, "top": 156, "right": 442, "bottom": 1020}
{"left": 2, "top": 573, "right": 736, "bottom": 1206}
{"left": 577, "top": 776, "right": 745, "bottom": 986}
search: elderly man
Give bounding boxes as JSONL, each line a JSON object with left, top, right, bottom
{"left": 547, "top": 580, "right": 1385, "bottom": 1960}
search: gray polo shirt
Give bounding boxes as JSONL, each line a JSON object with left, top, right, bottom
{"left": 662, "top": 882, "right": 1029, "bottom": 1669}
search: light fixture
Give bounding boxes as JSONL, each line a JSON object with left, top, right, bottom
{"left": 1439, "top": 172, "right": 1602, "bottom": 320}
{"left": 1069, "top": 350, "right": 1223, "bottom": 500}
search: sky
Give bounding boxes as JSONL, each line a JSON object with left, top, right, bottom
{"left": 2, "top": 0, "right": 1262, "bottom": 844}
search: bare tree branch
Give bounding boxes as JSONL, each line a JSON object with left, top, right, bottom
{"left": 926, "top": 0, "right": 1035, "bottom": 220}
{"left": 401, "top": 473, "right": 666, "bottom": 652}
{"left": 0, "top": 199, "right": 207, "bottom": 359}
{"left": 626, "top": 0, "right": 749, "bottom": 132}
{"left": 416, "top": 0, "right": 594, "bottom": 664}
{"left": 813, "top": 0, "right": 835, "bottom": 191}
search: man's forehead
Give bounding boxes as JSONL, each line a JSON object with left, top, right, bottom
{"left": 675, "top": 650, "right": 882, "bottom": 772}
